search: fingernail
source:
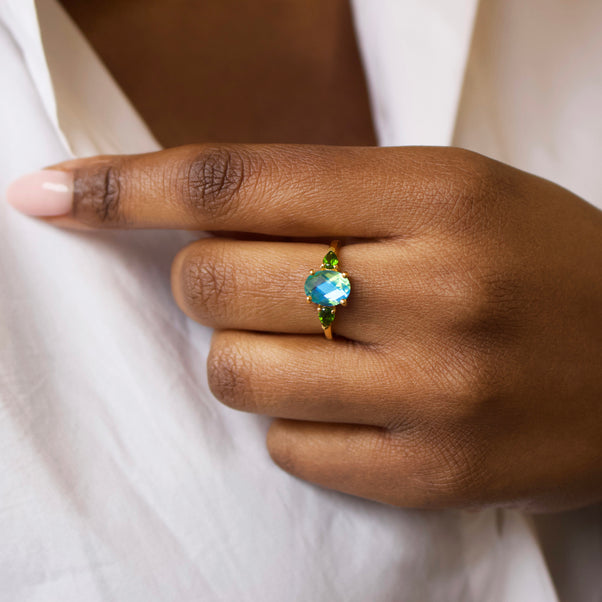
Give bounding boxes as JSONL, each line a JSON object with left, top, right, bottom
{"left": 6, "top": 170, "right": 73, "bottom": 217}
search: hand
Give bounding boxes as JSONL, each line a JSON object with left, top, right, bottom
{"left": 8, "top": 144, "right": 602, "bottom": 511}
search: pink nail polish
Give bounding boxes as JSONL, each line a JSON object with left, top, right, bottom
{"left": 5, "top": 170, "right": 73, "bottom": 217}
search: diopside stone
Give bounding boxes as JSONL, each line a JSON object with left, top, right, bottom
{"left": 318, "top": 306, "right": 336, "bottom": 327}
{"left": 322, "top": 250, "right": 339, "bottom": 269}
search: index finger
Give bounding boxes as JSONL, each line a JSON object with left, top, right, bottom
{"left": 7, "top": 144, "right": 438, "bottom": 236}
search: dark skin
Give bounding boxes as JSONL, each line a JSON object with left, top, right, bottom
{"left": 60, "top": 0, "right": 376, "bottom": 147}
{"left": 32, "top": 2, "right": 601, "bottom": 511}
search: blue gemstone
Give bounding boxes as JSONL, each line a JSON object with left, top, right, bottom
{"left": 305, "top": 270, "right": 351, "bottom": 306}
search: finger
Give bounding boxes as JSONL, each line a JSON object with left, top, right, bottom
{"left": 172, "top": 238, "right": 381, "bottom": 342}
{"left": 266, "top": 419, "right": 451, "bottom": 508}
{"left": 208, "top": 331, "right": 418, "bottom": 428}
{"left": 9, "top": 144, "right": 454, "bottom": 236}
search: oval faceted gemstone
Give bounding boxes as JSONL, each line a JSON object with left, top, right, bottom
{"left": 305, "top": 270, "right": 350, "bottom": 306}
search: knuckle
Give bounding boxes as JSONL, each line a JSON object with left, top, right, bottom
{"left": 438, "top": 337, "right": 513, "bottom": 433}
{"left": 418, "top": 428, "right": 490, "bottom": 505}
{"left": 183, "top": 146, "right": 255, "bottom": 223}
{"left": 437, "top": 254, "right": 524, "bottom": 340}
{"left": 449, "top": 148, "right": 498, "bottom": 194}
{"left": 207, "top": 337, "right": 256, "bottom": 412}
{"left": 443, "top": 352, "right": 495, "bottom": 417}
{"left": 424, "top": 336, "right": 501, "bottom": 425}
{"left": 449, "top": 148, "right": 492, "bottom": 183}
{"left": 442, "top": 264, "right": 491, "bottom": 321}
{"left": 434, "top": 148, "right": 518, "bottom": 232}
{"left": 424, "top": 264, "right": 521, "bottom": 421}
{"left": 456, "top": 274, "right": 525, "bottom": 339}
{"left": 73, "top": 160, "right": 123, "bottom": 226}
{"left": 435, "top": 277, "right": 523, "bottom": 420}
{"left": 174, "top": 245, "right": 235, "bottom": 324}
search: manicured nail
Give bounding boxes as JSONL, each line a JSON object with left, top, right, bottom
{"left": 6, "top": 170, "right": 73, "bottom": 217}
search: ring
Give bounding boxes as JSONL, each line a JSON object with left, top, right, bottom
{"left": 304, "top": 240, "right": 351, "bottom": 339}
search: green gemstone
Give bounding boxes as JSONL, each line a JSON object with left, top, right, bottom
{"left": 318, "top": 306, "right": 336, "bottom": 327}
{"left": 322, "top": 250, "right": 339, "bottom": 269}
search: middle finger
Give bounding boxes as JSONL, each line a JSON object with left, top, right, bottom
{"left": 171, "top": 238, "right": 384, "bottom": 342}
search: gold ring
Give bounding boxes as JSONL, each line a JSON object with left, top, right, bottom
{"left": 304, "top": 240, "right": 351, "bottom": 339}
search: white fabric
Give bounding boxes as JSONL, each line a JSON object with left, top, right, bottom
{"left": 351, "top": 0, "right": 480, "bottom": 147}
{"left": 0, "top": 0, "right": 599, "bottom": 600}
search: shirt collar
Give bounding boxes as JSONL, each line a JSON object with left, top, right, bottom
{"left": 0, "top": 0, "right": 160, "bottom": 158}
{"left": 0, "top": 0, "right": 66, "bottom": 149}
{"left": 351, "top": 0, "right": 480, "bottom": 146}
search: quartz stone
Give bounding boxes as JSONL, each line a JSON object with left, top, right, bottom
{"left": 305, "top": 270, "right": 350, "bottom": 306}
{"left": 318, "top": 306, "right": 336, "bottom": 327}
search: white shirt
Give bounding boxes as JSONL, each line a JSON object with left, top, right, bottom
{"left": 0, "top": 1, "right": 599, "bottom": 600}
